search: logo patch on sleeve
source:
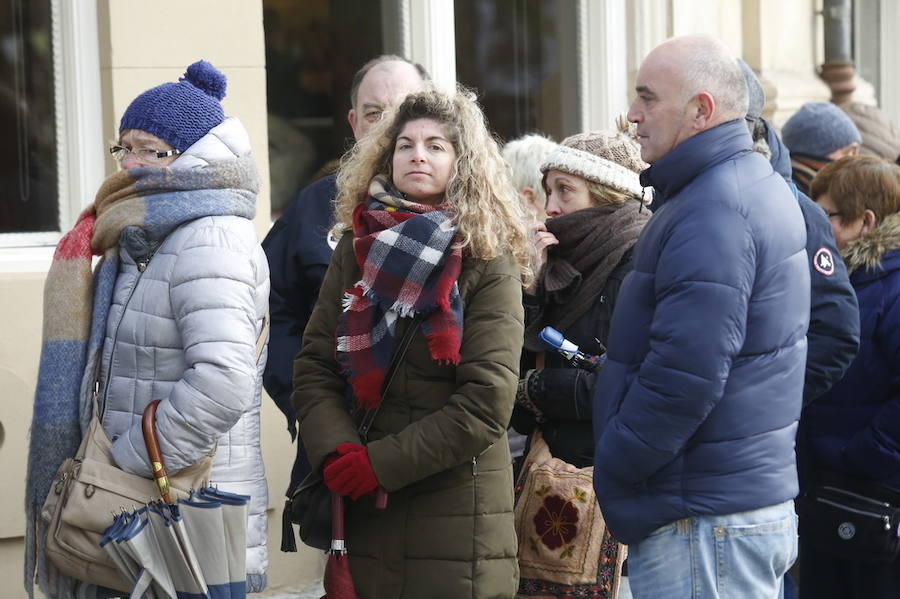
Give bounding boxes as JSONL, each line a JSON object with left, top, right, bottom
{"left": 813, "top": 247, "right": 835, "bottom": 276}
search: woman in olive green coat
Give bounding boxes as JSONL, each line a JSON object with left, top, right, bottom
{"left": 292, "top": 88, "right": 532, "bottom": 599}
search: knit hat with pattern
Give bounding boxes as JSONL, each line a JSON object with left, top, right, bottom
{"left": 119, "top": 60, "right": 227, "bottom": 152}
{"left": 782, "top": 101, "right": 861, "bottom": 159}
{"left": 540, "top": 129, "right": 647, "bottom": 197}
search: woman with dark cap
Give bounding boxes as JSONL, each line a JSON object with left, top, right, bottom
{"left": 25, "top": 60, "right": 269, "bottom": 598}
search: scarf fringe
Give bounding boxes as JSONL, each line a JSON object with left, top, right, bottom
{"left": 426, "top": 331, "right": 462, "bottom": 365}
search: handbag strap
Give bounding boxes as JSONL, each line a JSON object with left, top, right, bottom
{"left": 255, "top": 314, "right": 269, "bottom": 364}
{"left": 357, "top": 313, "right": 425, "bottom": 442}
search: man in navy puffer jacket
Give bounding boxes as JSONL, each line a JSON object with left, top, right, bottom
{"left": 593, "top": 36, "right": 810, "bottom": 598}
{"left": 737, "top": 59, "right": 859, "bottom": 405}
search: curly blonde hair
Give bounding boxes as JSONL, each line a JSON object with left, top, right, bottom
{"left": 334, "top": 86, "right": 532, "bottom": 283}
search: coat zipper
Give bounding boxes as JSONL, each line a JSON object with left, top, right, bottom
{"left": 816, "top": 497, "right": 892, "bottom": 531}
{"left": 99, "top": 253, "right": 152, "bottom": 420}
{"left": 820, "top": 486, "right": 891, "bottom": 508}
{"left": 471, "top": 443, "right": 494, "bottom": 476}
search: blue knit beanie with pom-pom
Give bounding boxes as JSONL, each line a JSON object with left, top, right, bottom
{"left": 119, "top": 60, "right": 227, "bottom": 152}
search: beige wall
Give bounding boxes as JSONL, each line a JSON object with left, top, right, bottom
{"left": 0, "top": 1, "right": 322, "bottom": 596}
{"left": 627, "top": 0, "right": 841, "bottom": 128}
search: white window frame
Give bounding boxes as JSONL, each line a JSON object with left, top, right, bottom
{"left": 0, "top": 0, "right": 104, "bottom": 255}
{"left": 879, "top": 0, "right": 900, "bottom": 126}
{"left": 408, "top": 0, "right": 457, "bottom": 92}
{"left": 581, "top": 0, "right": 629, "bottom": 131}
{"left": 405, "top": 0, "right": 627, "bottom": 137}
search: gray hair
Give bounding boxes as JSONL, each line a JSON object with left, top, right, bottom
{"left": 501, "top": 134, "right": 558, "bottom": 205}
{"left": 677, "top": 36, "right": 749, "bottom": 121}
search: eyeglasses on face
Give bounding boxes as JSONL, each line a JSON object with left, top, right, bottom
{"left": 109, "top": 145, "right": 181, "bottom": 164}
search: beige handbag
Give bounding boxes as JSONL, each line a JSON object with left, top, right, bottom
{"left": 40, "top": 316, "right": 268, "bottom": 591}
{"left": 40, "top": 408, "right": 213, "bottom": 591}
{"left": 514, "top": 430, "right": 627, "bottom": 598}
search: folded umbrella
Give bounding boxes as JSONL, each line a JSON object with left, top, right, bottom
{"left": 322, "top": 489, "right": 388, "bottom": 599}
{"left": 98, "top": 401, "right": 249, "bottom": 599}
{"left": 321, "top": 493, "right": 358, "bottom": 599}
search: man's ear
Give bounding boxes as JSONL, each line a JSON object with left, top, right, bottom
{"left": 348, "top": 108, "right": 358, "bottom": 136}
{"left": 521, "top": 187, "right": 536, "bottom": 208}
{"left": 694, "top": 92, "right": 716, "bottom": 129}
{"left": 861, "top": 209, "right": 877, "bottom": 236}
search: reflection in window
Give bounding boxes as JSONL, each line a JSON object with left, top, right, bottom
{"left": 455, "top": 0, "right": 577, "bottom": 144}
{"left": 0, "top": 0, "right": 58, "bottom": 234}
{"left": 263, "top": 0, "right": 384, "bottom": 218}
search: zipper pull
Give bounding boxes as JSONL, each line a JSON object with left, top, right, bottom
{"left": 137, "top": 261, "right": 148, "bottom": 272}
{"left": 471, "top": 456, "right": 477, "bottom": 476}
{"left": 884, "top": 515, "right": 891, "bottom": 531}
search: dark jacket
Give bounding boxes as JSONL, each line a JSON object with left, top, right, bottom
{"left": 262, "top": 174, "right": 336, "bottom": 489}
{"left": 293, "top": 233, "right": 523, "bottom": 599}
{"left": 511, "top": 255, "right": 632, "bottom": 468}
{"left": 592, "top": 119, "right": 810, "bottom": 545}
{"left": 805, "top": 212, "right": 900, "bottom": 489}
{"left": 764, "top": 121, "right": 860, "bottom": 404}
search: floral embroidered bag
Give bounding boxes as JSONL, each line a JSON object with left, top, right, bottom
{"left": 513, "top": 430, "right": 626, "bottom": 598}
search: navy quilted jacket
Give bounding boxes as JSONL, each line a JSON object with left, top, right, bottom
{"left": 805, "top": 212, "right": 900, "bottom": 489}
{"left": 764, "top": 122, "right": 860, "bottom": 404}
{"left": 592, "top": 120, "right": 810, "bottom": 544}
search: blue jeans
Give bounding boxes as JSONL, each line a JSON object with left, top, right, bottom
{"left": 627, "top": 501, "right": 798, "bottom": 599}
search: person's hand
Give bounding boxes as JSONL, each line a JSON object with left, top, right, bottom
{"left": 323, "top": 443, "right": 380, "bottom": 499}
{"left": 515, "top": 369, "right": 546, "bottom": 424}
{"left": 527, "top": 221, "right": 558, "bottom": 292}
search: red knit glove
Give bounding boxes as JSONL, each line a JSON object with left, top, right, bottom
{"left": 323, "top": 443, "right": 380, "bottom": 499}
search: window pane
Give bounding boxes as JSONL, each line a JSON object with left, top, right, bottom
{"left": 455, "top": 0, "right": 577, "bottom": 143}
{"left": 0, "top": 0, "right": 59, "bottom": 234}
{"left": 263, "top": 0, "right": 385, "bottom": 218}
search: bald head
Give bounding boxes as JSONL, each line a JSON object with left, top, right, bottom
{"left": 627, "top": 35, "right": 749, "bottom": 163}
{"left": 649, "top": 36, "right": 749, "bottom": 121}
{"left": 348, "top": 58, "right": 428, "bottom": 141}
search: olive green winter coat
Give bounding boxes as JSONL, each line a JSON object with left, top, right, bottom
{"left": 293, "top": 233, "right": 524, "bottom": 599}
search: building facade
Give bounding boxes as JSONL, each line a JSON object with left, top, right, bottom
{"left": 1, "top": 1, "right": 897, "bottom": 596}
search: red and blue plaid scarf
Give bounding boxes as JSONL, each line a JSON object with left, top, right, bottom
{"left": 337, "top": 176, "right": 464, "bottom": 409}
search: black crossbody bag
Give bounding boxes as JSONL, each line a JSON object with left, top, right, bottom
{"left": 796, "top": 425, "right": 900, "bottom": 563}
{"left": 281, "top": 315, "right": 423, "bottom": 552}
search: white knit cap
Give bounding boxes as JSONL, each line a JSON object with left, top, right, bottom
{"left": 540, "top": 129, "right": 647, "bottom": 198}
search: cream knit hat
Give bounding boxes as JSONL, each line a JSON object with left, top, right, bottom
{"left": 540, "top": 129, "right": 647, "bottom": 198}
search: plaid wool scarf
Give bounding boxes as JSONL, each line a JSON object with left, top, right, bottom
{"left": 24, "top": 156, "right": 257, "bottom": 599}
{"left": 337, "top": 176, "right": 463, "bottom": 410}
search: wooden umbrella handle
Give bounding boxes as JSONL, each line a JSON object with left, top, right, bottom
{"left": 374, "top": 487, "right": 388, "bottom": 509}
{"left": 141, "top": 400, "right": 172, "bottom": 503}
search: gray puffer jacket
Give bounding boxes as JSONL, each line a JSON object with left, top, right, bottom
{"left": 98, "top": 118, "right": 270, "bottom": 590}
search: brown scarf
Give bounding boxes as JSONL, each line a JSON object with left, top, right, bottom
{"left": 524, "top": 201, "right": 650, "bottom": 351}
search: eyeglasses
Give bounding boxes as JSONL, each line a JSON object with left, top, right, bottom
{"left": 109, "top": 145, "right": 181, "bottom": 164}
{"left": 826, "top": 211, "right": 842, "bottom": 219}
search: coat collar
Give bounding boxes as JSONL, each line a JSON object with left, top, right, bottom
{"left": 639, "top": 119, "right": 754, "bottom": 204}
{"left": 843, "top": 211, "right": 900, "bottom": 281}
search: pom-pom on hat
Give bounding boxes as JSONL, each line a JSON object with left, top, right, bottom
{"left": 119, "top": 60, "right": 227, "bottom": 152}
{"left": 540, "top": 128, "right": 647, "bottom": 198}
{"left": 782, "top": 101, "right": 862, "bottom": 159}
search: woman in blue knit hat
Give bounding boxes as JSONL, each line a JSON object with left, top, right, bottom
{"left": 782, "top": 101, "right": 862, "bottom": 195}
{"left": 25, "top": 60, "right": 270, "bottom": 598}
